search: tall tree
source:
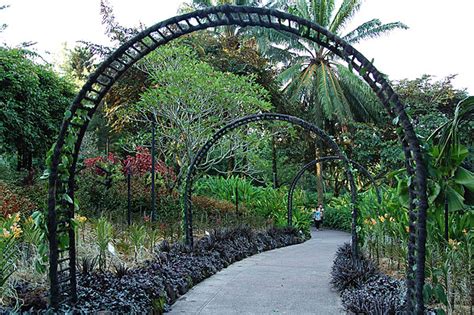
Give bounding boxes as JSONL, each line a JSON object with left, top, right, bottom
{"left": 0, "top": 48, "right": 75, "bottom": 172}
{"left": 106, "top": 44, "right": 272, "bottom": 184}
{"left": 259, "top": 0, "right": 408, "bottom": 203}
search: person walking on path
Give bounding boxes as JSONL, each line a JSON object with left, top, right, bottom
{"left": 313, "top": 204, "right": 324, "bottom": 230}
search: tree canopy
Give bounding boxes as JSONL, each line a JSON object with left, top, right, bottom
{"left": 0, "top": 48, "right": 75, "bottom": 170}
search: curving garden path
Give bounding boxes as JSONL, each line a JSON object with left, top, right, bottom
{"left": 168, "top": 229, "right": 349, "bottom": 314}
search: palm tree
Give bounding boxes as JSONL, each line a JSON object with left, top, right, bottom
{"left": 259, "top": 0, "right": 408, "bottom": 204}
{"left": 262, "top": 0, "right": 407, "bottom": 123}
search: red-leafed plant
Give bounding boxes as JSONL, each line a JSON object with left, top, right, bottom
{"left": 122, "top": 146, "right": 152, "bottom": 176}
{"left": 122, "top": 147, "right": 177, "bottom": 187}
{"left": 84, "top": 152, "right": 121, "bottom": 176}
{"left": 0, "top": 181, "right": 36, "bottom": 217}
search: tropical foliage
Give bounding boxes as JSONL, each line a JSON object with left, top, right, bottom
{"left": 0, "top": 48, "right": 75, "bottom": 171}
{"left": 0, "top": 1, "right": 472, "bottom": 313}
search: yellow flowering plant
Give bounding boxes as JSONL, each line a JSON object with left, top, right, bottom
{"left": 73, "top": 214, "right": 88, "bottom": 243}
{"left": 1, "top": 212, "right": 21, "bottom": 290}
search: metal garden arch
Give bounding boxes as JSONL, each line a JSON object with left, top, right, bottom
{"left": 47, "top": 5, "right": 428, "bottom": 312}
{"left": 286, "top": 156, "right": 382, "bottom": 226}
{"left": 183, "top": 113, "right": 357, "bottom": 249}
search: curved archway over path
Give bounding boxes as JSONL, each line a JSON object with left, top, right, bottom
{"left": 287, "top": 156, "right": 381, "bottom": 226}
{"left": 183, "top": 113, "right": 356, "bottom": 248}
{"left": 47, "top": 5, "right": 428, "bottom": 312}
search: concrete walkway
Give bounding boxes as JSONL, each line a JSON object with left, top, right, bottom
{"left": 167, "top": 229, "right": 350, "bottom": 314}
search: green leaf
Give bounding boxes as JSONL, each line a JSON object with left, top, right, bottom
{"left": 392, "top": 116, "right": 399, "bottom": 125}
{"left": 62, "top": 193, "right": 74, "bottom": 204}
{"left": 74, "top": 199, "right": 80, "bottom": 212}
{"left": 40, "top": 169, "right": 50, "bottom": 180}
{"left": 454, "top": 166, "right": 474, "bottom": 192}
{"left": 34, "top": 259, "right": 47, "bottom": 274}
{"left": 446, "top": 185, "right": 465, "bottom": 212}
{"left": 64, "top": 110, "right": 72, "bottom": 119}
{"left": 423, "top": 283, "right": 432, "bottom": 302}
{"left": 427, "top": 180, "right": 441, "bottom": 204}
{"left": 61, "top": 155, "right": 70, "bottom": 168}
{"left": 434, "top": 284, "right": 448, "bottom": 306}
{"left": 396, "top": 177, "right": 409, "bottom": 207}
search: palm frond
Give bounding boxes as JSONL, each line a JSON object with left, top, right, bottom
{"left": 270, "top": 46, "right": 311, "bottom": 67}
{"left": 336, "top": 64, "right": 384, "bottom": 123}
{"left": 344, "top": 21, "right": 408, "bottom": 44}
{"left": 342, "top": 19, "right": 382, "bottom": 41}
{"left": 315, "top": 0, "right": 335, "bottom": 28}
{"left": 326, "top": 66, "right": 353, "bottom": 121}
{"left": 255, "top": 27, "right": 318, "bottom": 63}
{"left": 283, "top": 63, "right": 317, "bottom": 103}
{"left": 189, "top": 0, "right": 213, "bottom": 9}
{"left": 279, "top": 60, "right": 308, "bottom": 85}
{"left": 266, "top": 0, "right": 290, "bottom": 11}
{"left": 329, "top": 0, "right": 362, "bottom": 33}
{"left": 263, "top": 45, "right": 300, "bottom": 65}
{"left": 256, "top": 28, "right": 307, "bottom": 51}
{"left": 295, "top": 0, "right": 312, "bottom": 21}
{"left": 315, "top": 62, "right": 343, "bottom": 121}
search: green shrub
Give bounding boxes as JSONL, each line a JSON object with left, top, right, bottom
{"left": 194, "top": 175, "right": 309, "bottom": 230}
{"left": 324, "top": 206, "right": 352, "bottom": 232}
{"left": 323, "top": 195, "right": 352, "bottom": 232}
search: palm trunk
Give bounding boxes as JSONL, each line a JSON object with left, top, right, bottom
{"left": 315, "top": 142, "right": 324, "bottom": 205}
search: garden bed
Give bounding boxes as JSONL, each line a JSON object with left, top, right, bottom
{"left": 9, "top": 226, "right": 306, "bottom": 314}
{"left": 330, "top": 243, "right": 408, "bottom": 314}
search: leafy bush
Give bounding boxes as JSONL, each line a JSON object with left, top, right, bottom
{"left": 0, "top": 181, "right": 36, "bottom": 217}
{"left": 291, "top": 206, "right": 312, "bottom": 237}
{"left": 127, "top": 224, "right": 147, "bottom": 261}
{"left": 192, "top": 195, "right": 243, "bottom": 217}
{"left": 330, "top": 243, "right": 378, "bottom": 292}
{"left": 323, "top": 196, "right": 352, "bottom": 232}
{"left": 77, "top": 149, "right": 176, "bottom": 221}
{"left": 341, "top": 274, "right": 407, "bottom": 314}
{"left": 331, "top": 243, "right": 407, "bottom": 313}
{"left": 194, "top": 175, "right": 259, "bottom": 206}
{"left": 194, "top": 176, "right": 309, "bottom": 230}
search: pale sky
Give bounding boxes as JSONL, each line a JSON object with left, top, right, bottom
{"left": 1, "top": 0, "right": 473, "bottom": 93}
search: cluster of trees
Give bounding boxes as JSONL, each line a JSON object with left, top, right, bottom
{"left": 0, "top": 48, "right": 75, "bottom": 172}
{"left": 1, "top": 3, "right": 472, "bottom": 312}
{"left": 65, "top": 0, "right": 410, "bottom": 192}
{"left": 1, "top": 0, "right": 471, "bottom": 204}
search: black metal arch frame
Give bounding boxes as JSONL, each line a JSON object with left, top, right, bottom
{"left": 286, "top": 156, "right": 382, "bottom": 226}
{"left": 183, "top": 113, "right": 356, "bottom": 247}
{"left": 46, "top": 5, "right": 428, "bottom": 312}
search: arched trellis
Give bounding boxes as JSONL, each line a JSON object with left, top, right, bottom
{"left": 286, "top": 156, "right": 382, "bottom": 226}
{"left": 46, "top": 5, "right": 428, "bottom": 312}
{"left": 183, "top": 113, "right": 357, "bottom": 248}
